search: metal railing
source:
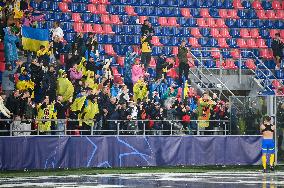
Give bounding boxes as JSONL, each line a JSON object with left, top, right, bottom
{"left": 0, "top": 119, "right": 230, "bottom": 136}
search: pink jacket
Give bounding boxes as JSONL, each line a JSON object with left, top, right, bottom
{"left": 69, "top": 68, "right": 82, "bottom": 82}
{"left": 22, "top": 15, "right": 45, "bottom": 27}
{"left": 132, "top": 64, "right": 144, "bottom": 84}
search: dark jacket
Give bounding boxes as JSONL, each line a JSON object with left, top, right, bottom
{"left": 272, "top": 39, "right": 284, "bottom": 58}
{"left": 177, "top": 46, "right": 188, "bottom": 63}
{"left": 141, "top": 24, "right": 154, "bottom": 35}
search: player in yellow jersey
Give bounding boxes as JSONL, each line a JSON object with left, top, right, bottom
{"left": 260, "top": 115, "right": 275, "bottom": 173}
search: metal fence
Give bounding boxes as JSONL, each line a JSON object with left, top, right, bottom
{"left": 0, "top": 119, "right": 230, "bottom": 136}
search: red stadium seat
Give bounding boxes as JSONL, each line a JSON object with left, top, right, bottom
{"left": 256, "top": 39, "right": 268, "bottom": 48}
{"left": 93, "top": 24, "right": 103, "bottom": 34}
{"left": 207, "top": 18, "right": 217, "bottom": 28}
{"left": 110, "top": 15, "right": 122, "bottom": 24}
{"left": 0, "top": 62, "right": 5, "bottom": 72}
{"left": 149, "top": 57, "right": 156, "bottom": 68}
{"left": 266, "top": 10, "right": 276, "bottom": 19}
{"left": 83, "top": 24, "right": 93, "bottom": 33}
{"left": 172, "top": 46, "right": 179, "bottom": 56}
{"left": 74, "top": 22, "right": 83, "bottom": 32}
{"left": 219, "top": 28, "right": 231, "bottom": 38}
{"left": 252, "top": 0, "right": 263, "bottom": 10}
{"left": 200, "top": 8, "right": 211, "bottom": 18}
{"left": 197, "top": 18, "right": 208, "bottom": 27}
{"left": 99, "top": 0, "right": 110, "bottom": 4}
{"left": 211, "top": 48, "right": 221, "bottom": 59}
{"left": 227, "top": 9, "right": 239, "bottom": 19}
{"left": 189, "top": 37, "right": 200, "bottom": 47}
{"left": 0, "top": 52, "right": 5, "bottom": 62}
{"left": 139, "top": 16, "right": 148, "bottom": 24}
{"left": 237, "top": 38, "right": 247, "bottom": 48}
{"left": 117, "top": 56, "right": 125, "bottom": 67}
{"left": 259, "top": 49, "right": 273, "bottom": 59}
{"left": 219, "top": 9, "right": 228, "bottom": 18}
{"left": 62, "top": 0, "right": 72, "bottom": 2}
{"left": 246, "top": 39, "right": 257, "bottom": 48}
{"left": 245, "top": 59, "right": 256, "bottom": 70}
{"left": 231, "top": 49, "right": 240, "bottom": 59}
{"left": 270, "top": 29, "right": 279, "bottom": 38}
{"left": 272, "top": 80, "right": 281, "bottom": 89}
{"left": 181, "top": 8, "right": 191, "bottom": 18}
{"left": 72, "top": 13, "right": 82, "bottom": 22}
{"left": 101, "top": 15, "right": 111, "bottom": 24}
{"left": 191, "top": 28, "right": 202, "bottom": 37}
{"left": 233, "top": 0, "right": 243, "bottom": 9}
{"left": 280, "top": 30, "right": 284, "bottom": 39}
{"left": 158, "top": 17, "right": 168, "bottom": 26}
{"left": 218, "top": 38, "right": 229, "bottom": 48}
{"left": 102, "top": 24, "right": 114, "bottom": 34}
{"left": 125, "top": 5, "right": 137, "bottom": 16}
{"left": 88, "top": 4, "right": 98, "bottom": 14}
{"left": 90, "top": 0, "right": 100, "bottom": 4}
{"left": 240, "top": 28, "right": 251, "bottom": 38}
{"left": 211, "top": 28, "right": 221, "bottom": 38}
{"left": 168, "top": 17, "right": 179, "bottom": 26}
{"left": 275, "top": 10, "right": 284, "bottom": 19}
{"left": 256, "top": 10, "right": 267, "bottom": 19}
{"left": 216, "top": 18, "right": 227, "bottom": 28}
{"left": 97, "top": 5, "right": 108, "bottom": 14}
{"left": 104, "top": 44, "right": 116, "bottom": 56}
{"left": 59, "top": 2, "right": 70, "bottom": 12}
{"left": 250, "top": 28, "right": 260, "bottom": 38}
{"left": 224, "top": 59, "right": 238, "bottom": 70}
{"left": 272, "top": 0, "right": 282, "bottom": 10}
{"left": 151, "top": 36, "right": 163, "bottom": 46}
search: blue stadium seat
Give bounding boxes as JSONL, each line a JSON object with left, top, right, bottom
{"left": 200, "top": 28, "right": 211, "bottom": 37}
{"left": 113, "top": 25, "right": 122, "bottom": 34}
{"left": 186, "top": 0, "right": 197, "bottom": 8}
{"left": 113, "top": 35, "right": 122, "bottom": 45}
{"left": 148, "top": 17, "right": 159, "bottom": 26}
{"left": 107, "top": 6, "right": 117, "bottom": 14}
{"left": 198, "top": 38, "right": 208, "bottom": 46}
{"left": 237, "top": 10, "right": 247, "bottom": 19}
{"left": 178, "top": 17, "right": 187, "bottom": 26}
{"left": 123, "top": 25, "right": 134, "bottom": 35}
{"left": 226, "top": 19, "right": 235, "bottom": 28}
{"left": 70, "top": 3, "right": 78, "bottom": 12}
{"left": 255, "top": 20, "right": 264, "bottom": 28}
{"left": 227, "top": 38, "right": 238, "bottom": 48}
{"left": 117, "top": 5, "right": 126, "bottom": 15}
{"left": 61, "top": 13, "right": 72, "bottom": 22}
{"left": 45, "top": 21, "right": 54, "bottom": 29}
{"left": 97, "top": 35, "right": 105, "bottom": 43}
{"left": 40, "top": 1, "right": 49, "bottom": 11}
{"left": 259, "top": 29, "right": 270, "bottom": 39}
{"left": 275, "top": 20, "right": 284, "bottom": 29}
{"left": 201, "top": 49, "right": 211, "bottom": 57}
{"left": 169, "top": 37, "right": 179, "bottom": 46}
{"left": 152, "top": 46, "right": 162, "bottom": 56}
{"left": 275, "top": 70, "right": 284, "bottom": 79}
{"left": 78, "top": 3, "right": 87, "bottom": 12}
{"left": 191, "top": 48, "right": 201, "bottom": 57}
{"left": 263, "top": 20, "right": 275, "bottom": 29}
{"left": 205, "top": 60, "right": 216, "bottom": 68}
{"left": 160, "top": 37, "right": 170, "bottom": 45}
{"left": 208, "top": 38, "right": 218, "bottom": 47}
{"left": 179, "top": 27, "right": 191, "bottom": 37}
{"left": 247, "top": 20, "right": 256, "bottom": 28}
{"left": 247, "top": 10, "right": 257, "bottom": 19}
{"left": 229, "top": 28, "right": 240, "bottom": 38}
{"left": 187, "top": 18, "right": 198, "bottom": 27}
{"left": 45, "top": 12, "right": 54, "bottom": 21}
{"left": 241, "top": 50, "right": 250, "bottom": 58}
{"left": 62, "top": 22, "right": 73, "bottom": 32}
{"left": 221, "top": 50, "right": 232, "bottom": 58}
{"left": 242, "top": 1, "right": 252, "bottom": 9}
{"left": 139, "top": 0, "right": 149, "bottom": 6}
{"left": 167, "top": 0, "right": 178, "bottom": 6}
{"left": 212, "top": 0, "right": 223, "bottom": 8}
{"left": 266, "top": 39, "right": 272, "bottom": 48}
{"left": 262, "top": 1, "right": 272, "bottom": 10}
{"left": 82, "top": 13, "right": 92, "bottom": 22}
{"left": 154, "top": 27, "right": 162, "bottom": 36}
{"left": 133, "top": 36, "right": 140, "bottom": 44}
{"left": 209, "top": 8, "right": 220, "bottom": 18}
{"left": 223, "top": 0, "right": 233, "bottom": 8}
{"left": 191, "top": 8, "right": 201, "bottom": 18}
{"left": 30, "top": 0, "right": 40, "bottom": 9}
{"left": 171, "top": 27, "right": 179, "bottom": 36}
{"left": 196, "top": 0, "right": 202, "bottom": 7}
{"left": 37, "top": 21, "right": 44, "bottom": 29}
{"left": 264, "top": 60, "right": 276, "bottom": 69}
{"left": 178, "top": 0, "right": 186, "bottom": 7}
{"left": 163, "top": 46, "right": 172, "bottom": 56}
{"left": 148, "top": 0, "right": 158, "bottom": 6}
{"left": 90, "top": 14, "right": 101, "bottom": 23}
{"left": 161, "top": 27, "right": 170, "bottom": 36}
{"left": 203, "top": 0, "right": 213, "bottom": 8}
{"left": 133, "top": 25, "right": 141, "bottom": 34}
{"left": 235, "top": 19, "right": 247, "bottom": 28}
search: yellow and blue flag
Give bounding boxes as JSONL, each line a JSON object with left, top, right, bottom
{"left": 22, "top": 26, "right": 49, "bottom": 52}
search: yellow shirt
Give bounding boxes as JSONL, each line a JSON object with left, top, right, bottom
{"left": 141, "top": 36, "right": 152, "bottom": 53}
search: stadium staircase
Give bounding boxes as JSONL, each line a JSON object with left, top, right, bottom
{"left": 24, "top": 0, "right": 284, "bottom": 97}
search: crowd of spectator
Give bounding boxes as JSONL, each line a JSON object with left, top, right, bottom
{"left": 0, "top": 0, "right": 230, "bottom": 136}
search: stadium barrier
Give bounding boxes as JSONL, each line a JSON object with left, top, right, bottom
{"left": 0, "top": 119, "right": 230, "bottom": 136}
{"left": 0, "top": 135, "right": 261, "bottom": 170}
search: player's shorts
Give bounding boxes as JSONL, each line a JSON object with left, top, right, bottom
{"left": 262, "top": 139, "right": 275, "bottom": 154}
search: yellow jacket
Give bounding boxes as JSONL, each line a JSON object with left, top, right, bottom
{"left": 36, "top": 103, "right": 56, "bottom": 132}
{"left": 141, "top": 36, "right": 152, "bottom": 53}
{"left": 79, "top": 100, "right": 99, "bottom": 126}
{"left": 133, "top": 80, "right": 148, "bottom": 102}
{"left": 37, "top": 48, "right": 51, "bottom": 57}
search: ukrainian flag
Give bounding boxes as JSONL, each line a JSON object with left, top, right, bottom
{"left": 22, "top": 26, "right": 49, "bottom": 52}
